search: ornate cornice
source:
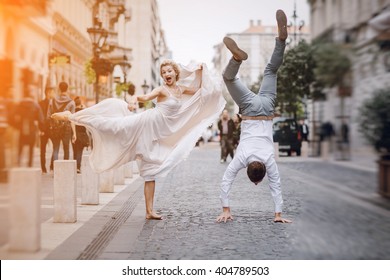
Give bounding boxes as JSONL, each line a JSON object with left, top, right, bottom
{"left": 52, "top": 12, "right": 91, "bottom": 58}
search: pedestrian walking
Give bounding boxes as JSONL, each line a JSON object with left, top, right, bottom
{"left": 232, "top": 114, "right": 241, "bottom": 149}
{"left": 216, "top": 9, "right": 291, "bottom": 224}
{"left": 217, "top": 109, "right": 235, "bottom": 163}
{"left": 72, "top": 96, "right": 90, "bottom": 173}
{"left": 298, "top": 119, "right": 309, "bottom": 142}
{"left": 52, "top": 60, "right": 225, "bottom": 220}
{"left": 38, "top": 86, "right": 54, "bottom": 173}
{"left": 14, "top": 86, "right": 44, "bottom": 167}
{"left": 47, "top": 81, "right": 76, "bottom": 171}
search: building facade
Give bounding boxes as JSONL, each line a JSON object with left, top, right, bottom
{"left": 50, "top": 0, "right": 94, "bottom": 101}
{"left": 213, "top": 19, "right": 310, "bottom": 114}
{"left": 124, "top": 0, "right": 169, "bottom": 96}
{"left": 0, "top": 0, "right": 130, "bottom": 173}
{"left": 308, "top": 0, "right": 390, "bottom": 155}
{"left": 0, "top": 1, "right": 52, "bottom": 101}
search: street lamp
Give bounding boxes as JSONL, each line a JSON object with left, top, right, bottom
{"left": 141, "top": 79, "right": 149, "bottom": 95}
{"left": 288, "top": 0, "right": 305, "bottom": 46}
{"left": 138, "top": 80, "right": 150, "bottom": 109}
{"left": 87, "top": 17, "right": 108, "bottom": 104}
{"left": 118, "top": 55, "right": 131, "bottom": 100}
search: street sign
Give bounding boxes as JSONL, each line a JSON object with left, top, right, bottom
{"left": 49, "top": 54, "right": 71, "bottom": 66}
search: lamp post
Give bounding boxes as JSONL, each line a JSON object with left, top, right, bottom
{"left": 87, "top": 17, "right": 108, "bottom": 104}
{"left": 141, "top": 79, "right": 149, "bottom": 95}
{"left": 289, "top": 0, "right": 305, "bottom": 46}
{"left": 139, "top": 80, "right": 150, "bottom": 109}
{"left": 118, "top": 55, "right": 131, "bottom": 100}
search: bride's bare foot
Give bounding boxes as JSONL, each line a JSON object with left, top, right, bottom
{"left": 51, "top": 110, "right": 72, "bottom": 121}
{"left": 146, "top": 212, "right": 163, "bottom": 220}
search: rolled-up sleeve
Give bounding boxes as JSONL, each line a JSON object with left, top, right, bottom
{"left": 220, "top": 154, "right": 245, "bottom": 207}
{"left": 266, "top": 158, "right": 283, "bottom": 213}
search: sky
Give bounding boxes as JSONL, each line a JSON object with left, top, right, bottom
{"left": 157, "top": 0, "right": 310, "bottom": 67}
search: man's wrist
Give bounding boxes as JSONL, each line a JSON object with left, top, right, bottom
{"left": 223, "top": 207, "right": 230, "bottom": 212}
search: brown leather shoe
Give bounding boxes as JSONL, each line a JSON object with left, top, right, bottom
{"left": 276, "top": 9, "right": 288, "bottom": 41}
{"left": 223, "top": 37, "right": 248, "bottom": 61}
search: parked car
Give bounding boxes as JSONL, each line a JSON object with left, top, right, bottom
{"left": 273, "top": 117, "right": 301, "bottom": 156}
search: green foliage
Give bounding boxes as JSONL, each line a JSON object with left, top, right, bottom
{"left": 276, "top": 41, "right": 318, "bottom": 118}
{"left": 358, "top": 88, "right": 390, "bottom": 157}
{"left": 138, "top": 100, "right": 154, "bottom": 110}
{"left": 312, "top": 43, "right": 351, "bottom": 88}
{"left": 84, "top": 58, "right": 96, "bottom": 84}
{"left": 115, "top": 82, "right": 135, "bottom": 97}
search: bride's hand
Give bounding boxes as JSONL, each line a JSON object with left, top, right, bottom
{"left": 51, "top": 111, "right": 71, "bottom": 121}
{"left": 127, "top": 102, "right": 137, "bottom": 112}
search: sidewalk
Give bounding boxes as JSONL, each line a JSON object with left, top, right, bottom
{"left": 0, "top": 170, "right": 142, "bottom": 260}
{"left": 0, "top": 146, "right": 143, "bottom": 260}
{"left": 0, "top": 143, "right": 383, "bottom": 260}
{"left": 278, "top": 152, "right": 377, "bottom": 173}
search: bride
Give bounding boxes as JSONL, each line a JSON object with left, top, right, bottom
{"left": 52, "top": 59, "right": 226, "bottom": 220}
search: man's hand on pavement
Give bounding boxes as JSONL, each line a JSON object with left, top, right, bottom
{"left": 216, "top": 207, "right": 233, "bottom": 223}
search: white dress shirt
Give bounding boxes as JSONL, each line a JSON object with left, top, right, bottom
{"left": 220, "top": 120, "right": 283, "bottom": 213}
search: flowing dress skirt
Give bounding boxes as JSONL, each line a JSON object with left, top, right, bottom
{"left": 69, "top": 63, "right": 226, "bottom": 180}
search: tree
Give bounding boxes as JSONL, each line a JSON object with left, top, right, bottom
{"left": 115, "top": 81, "right": 135, "bottom": 97}
{"left": 312, "top": 43, "right": 351, "bottom": 88}
{"left": 358, "top": 88, "right": 390, "bottom": 159}
{"left": 276, "top": 41, "right": 319, "bottom": 119}
{"left": 84, "top": 58, "right": 96, "bottom": 84}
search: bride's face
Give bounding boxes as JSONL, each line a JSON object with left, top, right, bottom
{"left": 161, "top": 65, "right": 177, "bottom": 86}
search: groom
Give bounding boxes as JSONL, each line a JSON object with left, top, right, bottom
{"left": 216, "top": 10, "right": 291, "bottom": 224}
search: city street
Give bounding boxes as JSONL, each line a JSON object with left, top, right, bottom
{"left": 42, "top": 142, "right": 388, "bottom": 260}
{"left": 122, "top": 144, "right": 389, "bottom": 260}
{"left": 1, "top": 142, "right": 389, "bottom": 260}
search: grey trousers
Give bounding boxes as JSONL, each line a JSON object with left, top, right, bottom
{"left": 222, "top": 38, "right": 286, "bottom": 116}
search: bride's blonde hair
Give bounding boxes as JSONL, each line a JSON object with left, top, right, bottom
{"left": 160, "top": 59, "right": 180, "bottom": 81}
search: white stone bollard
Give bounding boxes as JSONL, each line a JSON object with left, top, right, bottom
{"left": 274, "top": 142, "right": 279, "bottom": 161}
{"left": 9, "top": 168, "right": 41, "bottom": 252}
{"left": 99, "top": 170, "right": 114, "bottom": 193}
{"left": 53, "top": 160, "right": 77, "bottom": 223}
{"left": 124, "top": 161, "right": 133, "bottom": 178}
{"left": 321, "top": 141, "right": 330, "bottom": 161}
{"left": 81, "top": 155, "right": 99, "bottom": 205}
{"left": 301, "top": 141, "right": 309, "bottom": 158}
{"left": 114, "top": 165, "right": 125, "bottom": 185}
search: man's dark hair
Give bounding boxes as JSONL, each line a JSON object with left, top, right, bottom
{"left": 247, "top": 161, "right": 266, "bottom": 183}
{"left": 59, "top": 81, "right": 68, "bottom": 93}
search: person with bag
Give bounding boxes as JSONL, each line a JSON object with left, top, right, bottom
{"left": 38, "top": 86, "right": 54, "bottom": 173}
{"left": 72, "top": 96, "right": 89, "bottom": 173}
{"left": 47, "top": 81, "right": 75, "bottom": 171}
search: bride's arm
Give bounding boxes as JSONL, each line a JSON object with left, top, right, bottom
{"left": 182, "top": 64, "right": 203, "bottom": 95}
{"left": 137, "top": 88, "right": 161, "bottom": 102}
{"left": 128, "top": 88, "right": 162, "bottom": 111}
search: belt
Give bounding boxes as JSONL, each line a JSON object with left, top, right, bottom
{"left": 240, "top": 115, "right": 275, "bottom": 121}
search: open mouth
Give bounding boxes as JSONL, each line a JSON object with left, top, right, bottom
{"left": 165, "top": 77, "right": 173, "bottom": 83}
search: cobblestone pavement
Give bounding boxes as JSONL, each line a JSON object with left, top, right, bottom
{"left": 124, "top": 143, "right": 390, "bottom": 260}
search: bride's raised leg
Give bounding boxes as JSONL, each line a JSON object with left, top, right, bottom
{"left": 51, "top": 110, "right": 72, "bottom": 121}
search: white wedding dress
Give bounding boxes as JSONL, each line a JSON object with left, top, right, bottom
{"left": 69, "top": 62, "right": 226, "bottom": 180}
